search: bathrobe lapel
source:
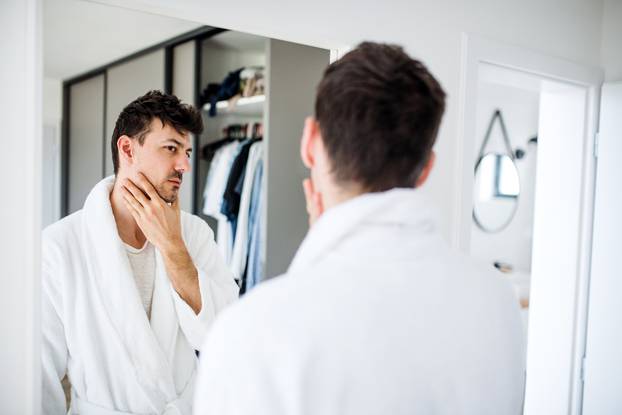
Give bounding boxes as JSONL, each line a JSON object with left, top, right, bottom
{"left": 81, "top": 176, "right": 180, "bottom": 410}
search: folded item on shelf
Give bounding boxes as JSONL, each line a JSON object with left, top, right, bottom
{"left": 240, "top": 66, "right": 265, "bottom": 98}
{"left": 200, "top": 66, "right": 266, "bottom": 116}
{"left": 200, "top": 68, "right": 244, "bottom": 116}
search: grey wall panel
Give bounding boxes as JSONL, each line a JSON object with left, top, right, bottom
{"left": 264, "top": 39, "right": 330, "bottom": 278}
{"left": 172, "top": 40, "right": 196, "bottom": 213}
{"left": 105, "top": 49, "right": 165, "bottom": 176}
{"left": 68, "top": 75, "right": 105, "bottom": 213}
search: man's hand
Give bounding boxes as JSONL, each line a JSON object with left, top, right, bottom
{"left": 302, "top": 177, "right": 324, "bottom": 227}
{"left": 122, "top": 173, "right": 202, "bottom": 314}
{"left": 121, "top": 173, "right": 182, "bottom": 253}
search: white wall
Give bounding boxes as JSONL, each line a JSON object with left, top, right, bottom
{"left": 601, "top": 0, "right": 622, "bottom": 82}
{"left": 470, "top": 82, "right": 539, "bottom": 273}
{"left": 0, "top": 0, "right": 41, "bottom": 412}
{"left": 93, "top": 0, "right": 605, "bottom": 245}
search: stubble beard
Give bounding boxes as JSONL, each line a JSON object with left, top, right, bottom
{"left": 156, "top": 183, "right": 178, "bottom": 204}
{"left": 157, "top": 171, "right": 183, "bottom": 203}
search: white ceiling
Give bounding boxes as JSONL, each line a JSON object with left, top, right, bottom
{"left": 44, "top": 0, "right": 202, "bottom": 80}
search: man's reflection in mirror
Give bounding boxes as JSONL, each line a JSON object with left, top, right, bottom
{"left": 41, "top": 91, "right": 238, "bottom": 414}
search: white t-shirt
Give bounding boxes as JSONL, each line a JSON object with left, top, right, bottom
{"left": 124, "top": 241, "right": 156, "bottom": 319}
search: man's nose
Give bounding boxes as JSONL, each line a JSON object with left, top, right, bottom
{"left": 176, "top": 154, "right": 191, "bottom": 174}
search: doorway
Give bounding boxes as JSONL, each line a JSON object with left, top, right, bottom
{"left": 458, "top": 34, "right": 603, "bottom": 414}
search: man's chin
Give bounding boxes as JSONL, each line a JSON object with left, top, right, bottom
{"left": 157, "top": 186, "right": 178, "bottom": 204}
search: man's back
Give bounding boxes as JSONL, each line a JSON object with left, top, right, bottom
{"left": 194, "top": 189, "right": 525, "bottom": 414}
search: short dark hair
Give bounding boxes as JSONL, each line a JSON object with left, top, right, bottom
{"left": 111, "top": 90, "right": 203, "bottom": 175}
{"left": 315, "top": 42, "right": 446, "bottom": 191}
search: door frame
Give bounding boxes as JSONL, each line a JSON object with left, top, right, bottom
{"left": 457, "top": 33, "right": 603, "bottom": 414}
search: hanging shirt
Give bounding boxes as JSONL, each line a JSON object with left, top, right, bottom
{"left": 124, "top": 241, "right": 156, "bottom": 319}
{"left": 221, "top": 138, "right": 260, "bottom": 223}
{"left": 240, "top": 161, "right": 265, "bottom": 294}
{"left": 202, "top": 141, "right": 240, "bottom": 217}
{"left": 230, "top": 142, "right": 263, "bottom": 281}
{"left": 203, "top": 141, "right": 241, "bottom": 261}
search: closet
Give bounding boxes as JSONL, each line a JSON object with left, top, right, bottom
{"left": 62, "top": 27, "right": 330, "bottom": 287}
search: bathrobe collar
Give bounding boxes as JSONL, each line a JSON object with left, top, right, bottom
{"left": 288, "top": 188, "right": 439, "bottom": 275}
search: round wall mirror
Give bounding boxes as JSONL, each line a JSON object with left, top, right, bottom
{"left": 473, "top": 153, "right": 520, "bottom": 232}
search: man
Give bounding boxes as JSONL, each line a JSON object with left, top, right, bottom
{"left": 42, "top": 90, "right": 239, "bottom": 414}
{"left": 193, "top": 43, "right": 525, "bottom": 414}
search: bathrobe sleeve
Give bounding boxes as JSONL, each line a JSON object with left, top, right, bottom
{"left": 172, "top": 214, "right": 239, "bottom": 350}
{"left": 41, "top": 234, "right": 69, "bottom": 415}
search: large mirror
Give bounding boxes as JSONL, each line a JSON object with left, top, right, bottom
{"left": 41, "top": 2, "right": 330, "bottom": 412}
{"left": 473, "top": 152, "right": 520, "bottom": 232}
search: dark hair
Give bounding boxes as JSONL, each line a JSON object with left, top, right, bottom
{"left": 315, "top": 42, "right": 446, "bottom": 191}
{"left": 111, "top": 90, "right": 203, "bottom": 175}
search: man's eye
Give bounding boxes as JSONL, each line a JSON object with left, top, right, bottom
{"left": 166, "top": 146, "right": 177, "bottom": 153}
{"left": 186, "top": 152, "right": 191, "bottom": 158}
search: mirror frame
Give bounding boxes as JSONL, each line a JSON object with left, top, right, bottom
{"left": 472, "top": 152, "right": 520, "bottom": 233}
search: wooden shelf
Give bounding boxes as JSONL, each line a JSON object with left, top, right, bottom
{"left": 203, "top": 95, "right": 265, "bottom": 116}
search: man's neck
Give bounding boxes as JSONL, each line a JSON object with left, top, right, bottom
{"left": 321, "top": 180, "right": 365, "bottom": 211}
{"left": 110, "top": 175, "right": 146, "bottom": 249}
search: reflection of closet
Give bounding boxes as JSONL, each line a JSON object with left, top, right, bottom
{"left": 63, "top": 27, "right": 330, "bottom": 280}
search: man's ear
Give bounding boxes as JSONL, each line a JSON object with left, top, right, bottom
{"left": 300, "top": 117, "right": 320, "bottom": 169}
{"left": 415, "top": 151, "right": 436, "bottom": 187}
{"left": 117, "top": 135, "right": 134, "bottom": 167}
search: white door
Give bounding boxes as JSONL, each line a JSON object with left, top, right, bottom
{"left": 581, "top": 82, "right": 622, "bottom": 414}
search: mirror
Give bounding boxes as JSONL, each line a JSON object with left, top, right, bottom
{"left": 42, "top": 2, "right": 331, "bottom": 412}
{"left": 473, "top": 152, "right": 520, "bottom": 232}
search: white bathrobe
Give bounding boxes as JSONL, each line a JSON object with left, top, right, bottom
{"left": 194, "top": 188, "right": 525, "bottom": 415}
{"left": 42, "top": 176, "right": 239, "bottom": 415}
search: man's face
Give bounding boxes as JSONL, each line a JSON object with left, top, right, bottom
{"left": 129, "top": 119, "right": 192, "bottom": 203}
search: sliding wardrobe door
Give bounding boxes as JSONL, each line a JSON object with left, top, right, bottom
{"left": 172, "top": 40, "right": 196, "bottom": 213}
{"left": 68, "top": 74, "right": 105, "bottom": 214}
{"left": 105, "top": 50, "right": 165, "bottom": 176}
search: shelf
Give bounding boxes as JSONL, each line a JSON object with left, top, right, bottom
{"left": 203, "top": 95, "right": 265, "bottom": 117}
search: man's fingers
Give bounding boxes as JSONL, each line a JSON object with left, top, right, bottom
{"left": 122, "top": 184, "right": 149, "bottom": 208}
{"left": 304, "top": 177, "right": 316, "bottom": 193}
{"left": 314, "top": 191, "right": 324, "bottom": 213}
{"left": 302, "top": 179, "right": 314, "bottom": 212}
{"left": 123, "top": 179, "right": 151, "bottom": 206}
{"left": 124, "top": 199, "right": 140, "bottom": 218}
{"left": 123, "top": 191, "right": 143, "bottom": 217}
{"left": 136, "top": 173, "right": 160, "bottom": 202}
